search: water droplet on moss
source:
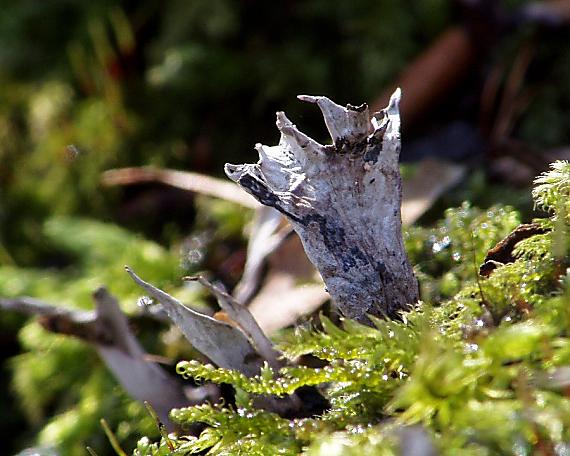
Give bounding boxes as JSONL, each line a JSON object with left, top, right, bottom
{"left": 465, "top": 343, "right": 479, "bottom": 353}
{"left": 432, "top": 235, "right": 451, "bottom": 253}
{"left": 137, "top": 295, "right": 153, "bottom": 307}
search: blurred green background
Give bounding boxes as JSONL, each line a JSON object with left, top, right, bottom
{"left": 1, "top": 0, "right": 569, "bottom": 454}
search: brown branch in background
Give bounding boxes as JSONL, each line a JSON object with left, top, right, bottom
{"left": 102, "top": 167, "right": 260, "bottom": 209}
{"left": 479, "top": 223, "right": 549, "bottom": 277}
{"left": 490, "top": 39, "right": 536, "bottom": 144}
{"left": 371, "top": 27, "right": 477, "bottom": 127}
{"left": 0, "top": 297, "right": 110, "bottom": 344}
{"left": 480, "top": 64, "right": 506, "bottom": 139}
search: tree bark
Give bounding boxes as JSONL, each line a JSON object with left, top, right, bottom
{"left": 225, "top": 89, "right": 419, "bottom": 323}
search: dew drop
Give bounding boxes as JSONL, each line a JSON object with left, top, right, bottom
{"left": 465, "top": 343, "right": 479, "bottom": 353}
{"left": 432, "top": 235, "right": 451, "bottom": 254}
{"left": 137, "top": 296, "right": 153, "bottom": 307}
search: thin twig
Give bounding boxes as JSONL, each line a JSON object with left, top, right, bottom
{"left": 102, "top": 167, "right": 260, "bottom": 208}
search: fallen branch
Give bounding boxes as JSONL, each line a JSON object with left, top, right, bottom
{"left": 101, "top": 167, "right": 259, "bottom": 209}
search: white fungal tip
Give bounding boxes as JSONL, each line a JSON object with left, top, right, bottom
{"left": 276, "top": 111, "right": 292, "bottom": 128}
{"left": 255, "top": 143, "right": 272, "bottom": 162}
{"left": 224, "top": 163, "right": 241, "bottom": 180}
{"left": 297, "top": 95, "right": 318, "bottom": 104}
{"left": 387, "top": 88, "right": 401, "bottom": 113}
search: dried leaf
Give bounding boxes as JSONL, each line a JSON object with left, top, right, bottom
{"left": 92, "top": 288, "right": 188, "bottom": 427}
{"left": 244, "top": 234, "right": 328, "bottom": 334}
{"left": 186, "top": 275, "right": 281, "bottom": 369}
{"left": 125, "top": 267, "right": 265, "bottom": 377}
{"left": 401, "top": 158, "right": 465, "bottom": 225}
{"left": 233, "top": 206, "right": 291, "bottom": 304}
{"left": 248, "top": 273, "right": 328, "bottom": 334}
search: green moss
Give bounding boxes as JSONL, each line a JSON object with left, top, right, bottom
{"left": 131, "top": 162, "right": 570, "bottom": 455}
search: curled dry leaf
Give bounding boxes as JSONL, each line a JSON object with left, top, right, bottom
{"left": 185, "top": 275, "right": 281, "bottom": 370}
{"left": 125, "top": 266, "right": 267, "bottom": 377}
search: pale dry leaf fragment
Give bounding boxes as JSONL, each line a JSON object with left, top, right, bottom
{"left": 245, "top": 233, "right": 328, "bottom": 334}
{"left": 185, "top": 275, "right": 281, "bottom": 370}
{"left": 91, "top": 288, "right": 189, "bottom": 428}
{"left": 401, "top": 158, "right": 466, "bottom": 225}
{"left": 233, "top": 206, "right": 291, "bottom": 304}
{"left": 230, "top": 204, "right": 326, "bottom": 334}
{"left": 125, "top": 266, "right": 265, "bottom": 377}
{"left": 248, "top": 274, "right": 328, "bottom": 334}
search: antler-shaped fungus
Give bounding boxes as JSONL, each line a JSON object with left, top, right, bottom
{"left": 225, "top": 90, "right": 419, "bottom": 323}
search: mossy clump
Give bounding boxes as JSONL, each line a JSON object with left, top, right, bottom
{"left": 133, "top": 162, "right": 570, "bottom": 455}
